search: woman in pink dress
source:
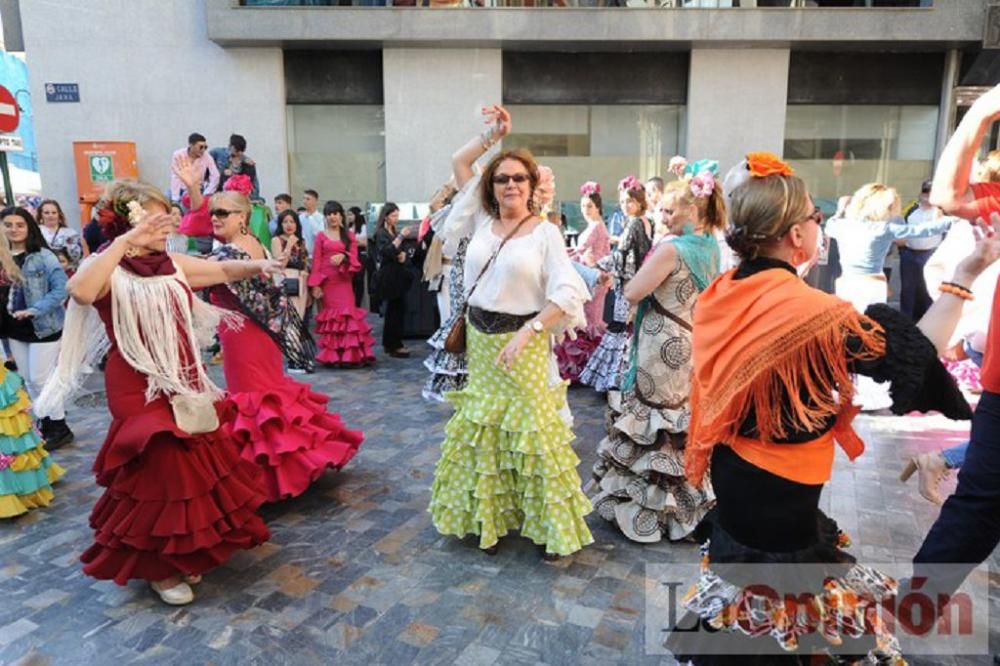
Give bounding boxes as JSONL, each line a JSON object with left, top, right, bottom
{"left": 555, "top": 182, "right": 611, "bottom": 382}
{"left": 308, "top": 201, "right": 375, "bottom": 367}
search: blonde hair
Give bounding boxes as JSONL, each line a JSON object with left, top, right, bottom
{"left": 210, "top": 191, "right": 252, "bottom": 221}
{"left": 0, "top": 229, "right": 22, "bottom": 284}
{"left": 663, "top": 179, "right": 727, "bottom": 233}
{"left": 726, "top": 174, "right": 812, "bottom": 260}
{"left": 978, "top": 150, "right": 1000, "bottom": 183}
{"left": 846, "top": 183, "right": 901, "bottom": 222}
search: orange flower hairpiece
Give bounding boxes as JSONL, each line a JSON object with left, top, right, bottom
{"left": 746, "top": 152, "right": 794, "bottom": 178}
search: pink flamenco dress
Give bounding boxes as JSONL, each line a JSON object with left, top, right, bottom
{"left": 79, "top": 253, "right": 269, "bottom": 585}
{"left": 308, "top": 231, "right": 376, "bottom": 366}
{"left": 554, "top": 220, "right": 611, "bottom": 382}
{"left": 210, "top": 243, "right": 363, "bottom": 503}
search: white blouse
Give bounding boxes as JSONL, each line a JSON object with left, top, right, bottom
{"left": 444, "top": 173, "right": 587, "bottom": 334}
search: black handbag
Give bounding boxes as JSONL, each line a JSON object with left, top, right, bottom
{"left": 282, "top": 277, "right": 300, "bottom": 296}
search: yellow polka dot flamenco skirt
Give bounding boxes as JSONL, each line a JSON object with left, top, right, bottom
{"left": 429, "top": 324, "right": 594, "bottom": 556}
{"left": 0, "top": 367, "right": 64, "bottom": 518}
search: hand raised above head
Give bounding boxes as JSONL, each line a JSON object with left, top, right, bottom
{"left": 482, "top": 105, "right": 512, "bottom": 140}
{"left": 958, "top": 212, "right": 1000, "bottom": 280}
{"left": 970, "top": 83, "right": 1000, "bottom": 124}
{"left": 172, "top": 154, "right": 203, "bottom": 189}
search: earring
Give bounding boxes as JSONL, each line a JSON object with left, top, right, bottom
{"left": 791, "top": 248, "right": 807, "bottom": 265}
{"left": 240, "top": 225, "right": 249, "bottom": 235}
{"left": 125, "top": 246, "right": 140, "bottom": 258}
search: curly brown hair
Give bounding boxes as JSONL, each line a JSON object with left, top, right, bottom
{"left": 479, "top": 149, "right": 540, "bottom": 216}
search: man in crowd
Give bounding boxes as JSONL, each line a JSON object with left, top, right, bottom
{"left": 269, "top": 193, "right": 293, "bottom": 235}
{"left": 169, "top": 132, "right": 219, "bottom": 202}
{"left": 299, "top": 189, "right": 325, "bottom": 254}
{"left": 210, "top": 133, "right": 259, "bottom": 200}
{"left": 900, "top": 179, "right": 949, "bottom": 320}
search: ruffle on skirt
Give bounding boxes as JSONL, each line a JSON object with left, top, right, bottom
{"left": 578, "top": 328, "right": 628, "bottom": 393}
{"left": 666, "top": 513, "right": 902, "bottom": 665}
{"left": 591, "top": 390, "right": 713, "bottom": 543}
{"left": 0, "top": 369, "right": 63, "bottom": 519}
{"left": 225, "top": 379, "right": 363, "bottom": 502}
{"left": 554, "top": 325, "right": 603, "bottom": 383}
{"left": 315, "top": 304, "right": 376, "bottom": 366}
{"left": 423, "top": 302, "right": 469, "bottom": 403}
{"left": 429, "top": 325, "right": 594, "bottom": 556}
{"left": 83, "top": 402, "right": 270, "bottom": 584}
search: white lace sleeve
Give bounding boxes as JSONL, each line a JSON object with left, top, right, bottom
{"left": 442, "top": 172, "right": 489, "bottom": 246}
{"left": 540, "top": 223, "right": 588, "bottom": 336}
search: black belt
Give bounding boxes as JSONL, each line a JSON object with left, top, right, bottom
{"left": 468, "top": 306, "right": 538, "bottom": 335}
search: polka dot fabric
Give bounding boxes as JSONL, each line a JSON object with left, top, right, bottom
{"left": 429, "top": 324, "right": 594, "bottom": 556}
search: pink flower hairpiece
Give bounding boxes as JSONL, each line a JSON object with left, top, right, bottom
{"left": 223, "top": 174, "right": 253, "bottom": 197}
{"left": 690, "top": 171, "right": 715, "bottom": 199}
{"left": 533, "top": 165, "right": 556, "bottom": 211}
{"left": 580, "top": 181, "right": 600, "bottom": 197}
{"left": 668, "top": 156, "right": 688, "bottom": 178}
{"left": 618, "top": 175, "right": 642, "bottom": 193}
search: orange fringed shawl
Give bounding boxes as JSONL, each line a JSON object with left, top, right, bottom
{"left": 685, "top": 267, "right": 887, "bottom": 487}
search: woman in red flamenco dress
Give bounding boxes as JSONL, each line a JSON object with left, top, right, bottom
{"left": 196, "top": 180, "right": 363, "bottom": 503}
{"left": 37, "top": 180, "right": 280, "bottom": 606}
{"left": 308, "top": 200, "right": 375, "bottom": 366}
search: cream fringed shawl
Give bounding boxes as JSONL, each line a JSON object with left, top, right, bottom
{"left": 35, "top": 260, "right": 241, "bottom": 417}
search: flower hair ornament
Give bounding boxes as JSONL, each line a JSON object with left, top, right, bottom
{"left": 580, "top": 181, "right": 600, "bottom": 197}
{"left": 683, "top": 159, "right": 720, "bottom": 179}
{"left": 668, "top": 155, "right": 688, "bottom": 178}
{"left": 618, "top": 175, "right": 643, "bottom": 193}
{"left": 223, "top": 174, "right": 253, "bottom": 197}
{"left": 689, "top": 171, "right": 715, "bottom": 199}
{"left": 722, "top": 151, "right": 795, "bottom": 203}
{"left": 533, "top": 165, "right": 556, "bottom": 214}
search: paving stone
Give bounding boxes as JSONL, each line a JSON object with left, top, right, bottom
{"left": 1, "top": 319, "right": 997, "bottom": 665}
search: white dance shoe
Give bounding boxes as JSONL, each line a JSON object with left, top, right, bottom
{"left": 150, "top": 580, "right": 195, "bottom": 605}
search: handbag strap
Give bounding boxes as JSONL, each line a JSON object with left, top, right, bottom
{"left": 465, "top": 214, "right": 534, "bottom": 303}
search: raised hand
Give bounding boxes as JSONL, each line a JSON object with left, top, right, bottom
{"left": 122, "top": 212, "right": 174, "bottom": 250}
{"left": 957, "top": 212, "right": 1000, "bottom": 280}
{"left": 172, "top": 154, "right": 203, "bottom": 190}
{"left": 970, "top": 84, "right": 1000, "bottom": 125}
{"left": 482, "top": 105, "right": 512, "bottom": 141}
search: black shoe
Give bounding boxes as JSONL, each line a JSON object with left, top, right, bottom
{"left": 42, "top": 418, "right": 74, "bottom": 451}
{"left": 387, "top": 349, "right": 411, "bottom": 359}
{"left": 4, "top": 358, "right": 16, "bottom": 372}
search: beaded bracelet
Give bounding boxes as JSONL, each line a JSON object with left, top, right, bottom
{"left": 940, "top": 282, "right": 974, "bottom": 301}
{"left": 480, "top": 127, "right": 499, "bottom": 152}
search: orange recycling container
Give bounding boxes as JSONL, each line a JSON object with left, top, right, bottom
{"left": 72, "top": 141, "right": 138, "bottom": 225}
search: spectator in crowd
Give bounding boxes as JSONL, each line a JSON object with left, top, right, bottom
{"left": 169, "top": 133, "right": 220, "bottom": 202}
{"left": 299, "top": 189, "right": 325, "bottom": 254}
{"left": 82, "top": 206, "right": 106, "bottom": 254}
{"left": 269, "top": 193, "right": 293, "bottom": 235}
{"left": 900, "top": 179, "right": 954, "bottom": 321}
{"left": 210, "top": 133, "right": 259, "bottom": 200}
{"left": 37, "top": 199, "right": 87, "bottom": 268}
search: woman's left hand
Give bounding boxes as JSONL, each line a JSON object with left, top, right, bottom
{"left": 11, "top": 310, "right": 33, "bottom": 320}
{"left": 257, "top": 259, "right": 284, "bottom": 277}
{"left": 397, "top": 251, "right": 406, "bottom": 263}
{"left": 496, "top": 328, "right": 533, "bottom": 371}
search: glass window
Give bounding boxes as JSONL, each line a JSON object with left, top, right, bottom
{"left": 784, "top": 105, "right": 939, "bottom": 212}
{"left": 286, "top": 105, "right": 386, "bottom": 208}
{"left": 505, "top": 104, "right": 685, "bottom": 230}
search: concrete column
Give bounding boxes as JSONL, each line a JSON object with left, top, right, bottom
{"left": 383, "top": 48, "right": 501, "bottom": 202}
{"left": 685, "top": 48, "right": 790, "bottom": 176}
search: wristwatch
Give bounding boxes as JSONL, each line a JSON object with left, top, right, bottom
{"left": 526, "top": 320, "right": 544, "bottom": 335}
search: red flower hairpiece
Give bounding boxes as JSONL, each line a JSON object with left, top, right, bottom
{"left": 223, "top": 174, "right": 253, "bottom": 196}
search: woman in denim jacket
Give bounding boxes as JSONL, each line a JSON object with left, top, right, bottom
{"left": 0, "top": 207, "right": 71, "bottom": 448}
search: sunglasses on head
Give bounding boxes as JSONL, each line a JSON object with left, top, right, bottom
{"left": 210, "top": 208, "right": 239, "bottom": 219}
{"left": 808, "top": 207, "right": 824, "bottom": 224}
{"left": 492, "top": 173, "right": 530, "bottom": 185}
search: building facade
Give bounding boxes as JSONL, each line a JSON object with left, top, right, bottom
{"left": 8, "top": 0, "right": 999, "bottom": 223}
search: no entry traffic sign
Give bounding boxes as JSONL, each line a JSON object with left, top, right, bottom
{"left": 0, "top": 86, "right": 19, "bottom": 134}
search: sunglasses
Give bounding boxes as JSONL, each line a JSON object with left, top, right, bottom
{"left": 210, "top": 208, "right": 239, "bottom": 219}
{"left": 807, "top": 207, "right": 824, "bottom": 224}
{"left": 492, "top": 173, "right": 530, "bottom": 185}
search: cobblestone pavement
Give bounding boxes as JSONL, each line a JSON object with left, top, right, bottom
{"left": 1, "top": 320, "right": 997, "bottom": 665}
